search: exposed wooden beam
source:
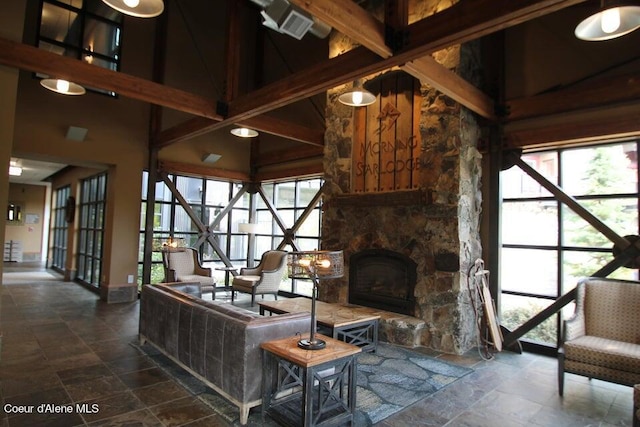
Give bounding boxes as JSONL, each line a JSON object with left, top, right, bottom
{"left": 155, "top": 114, "right": 324, "bottom": 148}
{"left": 289, "top": 0, "right": 391, "bottom": 58}
{"left": 156, "top": 117, "right": 218, "bottom": 147}
{"left": 239, "top": 115, "right": 324, "bottom": 147}
{"left": 2, "top": 0, "right": 585, "bottom": 146}
{"left": 158, "top": 160, "right": 250, "bottom": 182}
{"left": 402, "top": 56, "right": 496, "bottom": 120}
{"left": 0, "top": 37, "right": 321, "bottom": 149}
{"left": 255, "top": 144, "right": 324, "bottom": 167}
{"left": 0, "top": 37, "right": 220, "bottom": 120}
{"left": 293, "top": 0, "right": 496, "bottom": 119}
{"left": 505, "top": 72, "right": 640, "bottom": 121}
{"left": 402, "top": 0, "right": 586, "bottom": 60}
{"left": 505, "top": 106, "right": 640, "bottom": 149}
{"left": 255, "top": 163, "right": 324, "bottom": 182}
{"left": 162, "top": 0, "right": 582, "bottom": 140}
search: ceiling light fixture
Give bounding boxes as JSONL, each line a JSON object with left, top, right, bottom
{"left": 40, "top": 1, "right": 86, "bottom": 95}
{"left": 40, "top": 78, "right": 86, "bottom": 95}
{"left": 230, "top": 127, "right": 259, "bottom": 138}
{"left": 9, "top": 161, "right": 22, "bottom": 177}
{"left": 575, "top": 1, "right": 640, "bottom": 41}
{"left": 101, "top": 0, "right": 164, "bottom": 18}
{"left": 338, "top": 80, "right": 376, "bottom": 107}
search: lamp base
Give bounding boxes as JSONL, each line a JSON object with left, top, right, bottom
{"left": 297, "top": 338, "right": 326, "bottom": 350}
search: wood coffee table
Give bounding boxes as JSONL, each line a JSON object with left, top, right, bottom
{"left": 259, "top": 297, "right": 379, "bottom": 352}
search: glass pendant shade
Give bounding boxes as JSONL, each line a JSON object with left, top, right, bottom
{"left": 575, "top": 2, "right": 640, "bottom": 41}
{"left": 40, "top": 78, "right": 86, "bottom": 95}
{"left": 101, "top": 0, "right": 164, "bottom": 18}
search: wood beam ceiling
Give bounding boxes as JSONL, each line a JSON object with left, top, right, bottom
{"left": 505, "top": 72, "right": 640, "bottom": 121}
{"left": 160, "top": 0, "right": 585, "bottom": 143}
{"left": 3, "top": 0, "right": 617, "bottom": 153}
{"left": 0, "top": 37, "right": 220, "bottom": 120}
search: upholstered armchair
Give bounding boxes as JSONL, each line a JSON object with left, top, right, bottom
{"left": 162, "top": 247, "right": 216, "bottom": 297}
{"left": 231, "top": 250, "right": 287, "bottom": 306}
{"left": 558, "top": 277, "right": 640, "bottom": 396}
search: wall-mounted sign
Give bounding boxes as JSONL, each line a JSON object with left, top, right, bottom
{"left": 352, "top": 71, "right": 423, "bottom": 193}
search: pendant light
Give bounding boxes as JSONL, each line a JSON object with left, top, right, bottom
{"left": 338, "top": 80, "right": 376, "bottom": 107}
{"left": 575, "top": 1, "right": 640, "bottom": 41}
{"left": 101, "top": 0, "right": 164, "bottom": 18}
{"left": 41, "top": 0, "right": 85, "bottom": 95}
{"left": 40, "top": 79, "right": 86, "bottom": 95}
{"left": 230, "top": 127, "right": 259, "bottom": 138}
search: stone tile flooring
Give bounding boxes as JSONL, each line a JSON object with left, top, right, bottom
{"left": 0, "top": 262, "right": 635, "bottom": 426}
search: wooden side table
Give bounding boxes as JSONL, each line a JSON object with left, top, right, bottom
{"left": 261, "top": 334, "right": 361, "bottom": 427}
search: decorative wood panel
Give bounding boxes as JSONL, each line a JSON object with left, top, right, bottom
{"left": 352, "top": 71, "right": 422, "bottom": 193}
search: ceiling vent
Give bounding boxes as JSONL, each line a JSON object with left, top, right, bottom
{"left": 258, "top": 0, "right": 325, "bottom": 40}
{"left": 201, "top": 153, "right": 222, "bottom": 164}
{"left": 66, "top": 126, "right": 88, "bottom": 142}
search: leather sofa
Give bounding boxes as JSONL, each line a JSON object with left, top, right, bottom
{"left": 139, "top": 282, "right": 310, "bottom": 424}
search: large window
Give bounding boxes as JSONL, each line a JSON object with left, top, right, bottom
{"left": 37, "top": 0, "right": 123, "bottom": 96}
{"left": 139, "top": 173, "right": 324, "bottom": 296}
{"left": 50, "top": 185, "right": 70, "bottom": 272}
{"left": 257, "top": 179, "right": 324, "bottom": 296}
{"left": 139, "top": 173, "right": 252, "bottom": 286}
{"left": 76, "top": 172, "right": 107, "bottom": 287}
{"left": 500, "top": 141, "right": 639, "bottom": 350}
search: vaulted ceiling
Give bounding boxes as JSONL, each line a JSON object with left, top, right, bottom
{"left": 2, "top": 0, "right": 640, "bottom": 160}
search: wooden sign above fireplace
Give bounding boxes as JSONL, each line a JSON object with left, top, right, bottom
{"left": 352, "top": 71, "right": 422, "bottom": 193}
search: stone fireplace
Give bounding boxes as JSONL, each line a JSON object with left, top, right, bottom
{"left": 319, "top": 2, "right": 484, "bottom": 355}
{"left": 349, "top": 249, "right": 417, "bottom": 316}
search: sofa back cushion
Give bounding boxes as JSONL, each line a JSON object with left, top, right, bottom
{"left": 584, "top": 278, "right": 640, "bottom": 344}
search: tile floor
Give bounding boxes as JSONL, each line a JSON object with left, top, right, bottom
{"left": 0, "top": 262, "right": 635, "bottom": 426}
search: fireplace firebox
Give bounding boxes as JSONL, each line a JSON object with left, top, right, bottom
{"left": 349, "top": 249, "right": 417, "bottom": 316}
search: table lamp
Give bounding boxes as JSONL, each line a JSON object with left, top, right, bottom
{"left": 288, "top": 250, "right": 344, "bottom": 350}
{"left": 152, "top": 236, "right": 186, "bottom": 252}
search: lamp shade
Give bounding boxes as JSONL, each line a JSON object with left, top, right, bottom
{"left": 230, "top": 127, "right": 259, "bottom": 138}
{"left": 40, "top": 79, "right": 86, "bottom": 95}
{"left": 575, "top": 2, "right": 640, "bottom": 41}
{"left": 101, "top": 0, "right": 164, "bottom": 18}
{"left": 238, "top": 222, "right": 260, "bottom": 234}
{"left": 338, "top": 88, "right": 376, "bottom": 107}
{"left": 288, "top": 250, "right": 344, "bottom": 280}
